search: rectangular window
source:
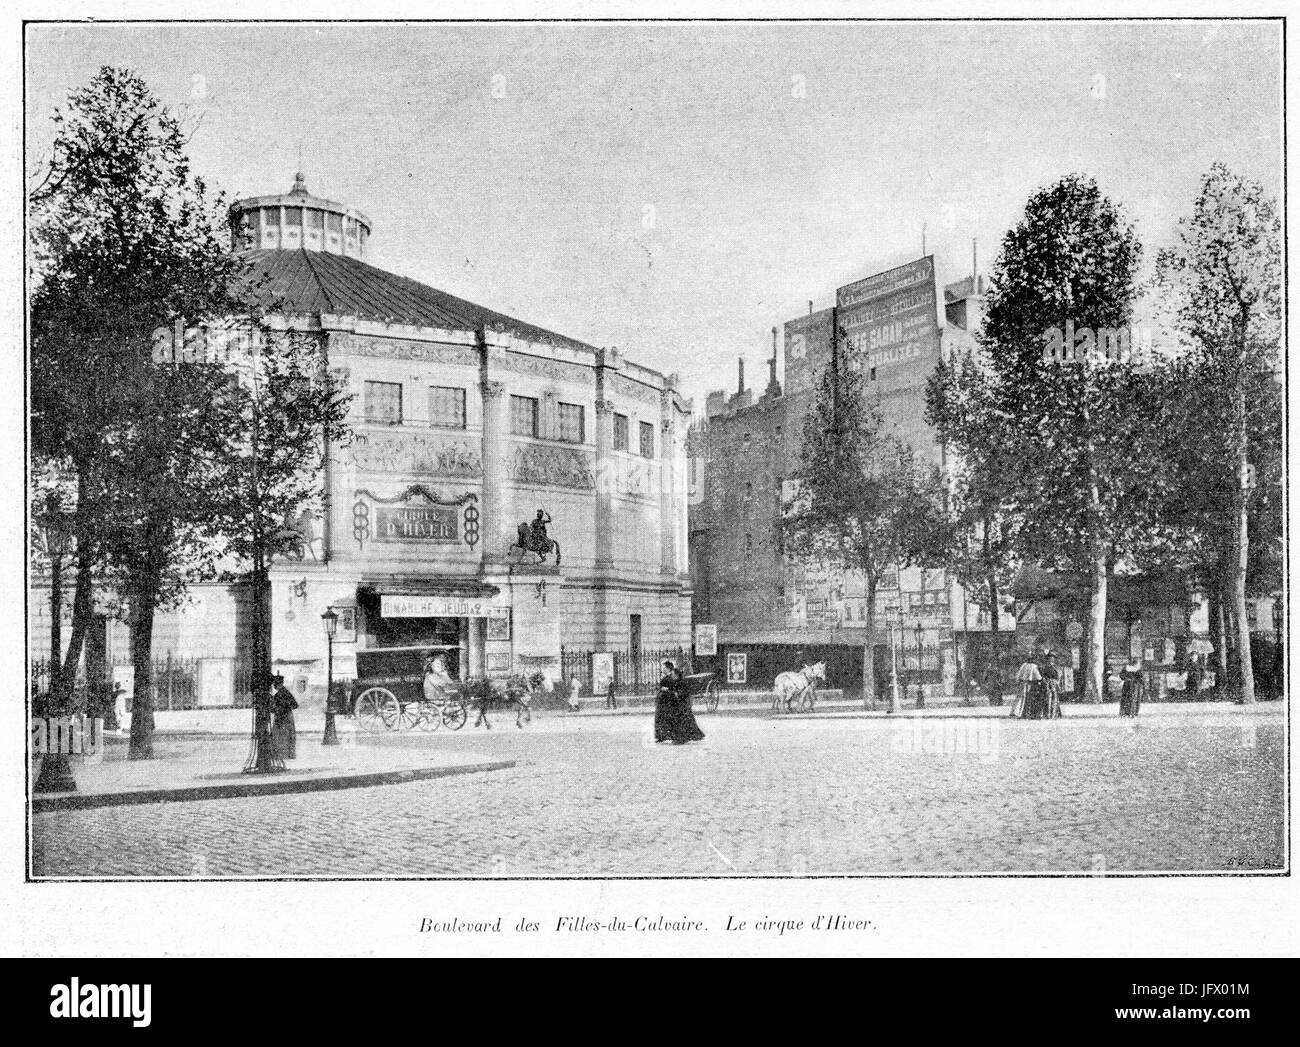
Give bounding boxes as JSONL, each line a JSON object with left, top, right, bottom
{"left": 614, "top": 413, "right": 629, "bottom": 451}
{"left": 557, "top": 402, "right": 585, "bottom": 443}
{"left": 510, "top": 395, "right": 539, "bottom": 438}
{"left": 639, "top": 420, "right": 655, "bottom": 458}
{"left": 428, "top": 386, "right": 466, "bottom": 429}
{"left": 364, "top": 380, "right": 403, "bottom": 425}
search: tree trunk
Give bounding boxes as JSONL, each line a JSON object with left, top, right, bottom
{"left": 248, "top": 557, "right": 278, "bottom": 772}
{"left": 862, "top": 574, "right": 877, "bottom": 710}
{"left": 128, "top": 594, "right": 156, "bottom": 760}
{"left": 1083, "top": 546, "right": 1108, "bottom": 702}
{"left": 987, "top": 553, "right": 1002, "bottom": 706}
{"left": 1212, "top": 592, "right": 1229, "bottom": 694}
{"left": 58, "top": 538, "right": 96, "bottom": 703}
{"left": 1231, "top": 482, "right": 1255, "bottom": 706}
{"left": 48, "top": 552, "right": 63, "bottom": 699}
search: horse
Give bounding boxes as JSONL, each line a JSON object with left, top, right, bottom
{"left": 772, "top": 661, "right": 827, "bottom": 714}
{"left": 513, "top": 520, "right": 562, "bottom": 567}
{"left": 499, "top": 670, "right": 553, "bottom": 728}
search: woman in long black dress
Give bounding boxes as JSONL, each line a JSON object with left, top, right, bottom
{"left": 657, "top": 661, "right": 705, "bottom": 744}
{"left": 270, "top": 674, "right": 298, "bottom": 759}
{"left": 654, "top": 662, "right": 675, "bottom": 742}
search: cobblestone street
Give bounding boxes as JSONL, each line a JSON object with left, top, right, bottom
{"left": 31, "top": 703, "right": 1285, "bottom": 878}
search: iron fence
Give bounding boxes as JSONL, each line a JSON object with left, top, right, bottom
{"left": 29, "top": 654, "right": 256, "bottom": 710}
{"left": 560, "top": 646, "right": 693, "bottom": 696}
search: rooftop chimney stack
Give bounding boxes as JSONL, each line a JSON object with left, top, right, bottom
{"left": 737, "top": 357, "right": 745, "bottom": 396}
{"left": 765, "top": 327, "right": 782, "bottom": 399}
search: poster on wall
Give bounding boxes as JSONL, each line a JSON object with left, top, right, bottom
{"left": 487, "top": 613, "right": 511, "bottom": 641}
{"left": 591, "top": 652, "right": 615, "bottom": 694}
{"left": 726, "top": 653, "right": 747, "bottom": 685}
{"left": 332, "top": 606, "right": 357, "bottom": 643}
{"left": 694, "top": 624, "right": 717, "bottom": 656}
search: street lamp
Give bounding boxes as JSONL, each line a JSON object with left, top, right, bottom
{"left": 321, "top": 608, "right": 339, "bottom": 746}
{"left": 886, "top": 606, "right": 901, "bottom": 714}
{"left": 914, "top": 621, "right": 925, "bottom": 709}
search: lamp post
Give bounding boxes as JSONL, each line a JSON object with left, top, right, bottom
{"left": 321, "top": 608, "right": 339, "bottom": 746}
{"left": 914, "top": 621, "right": 925, "bottom": 709}
{"left": 886, "top": 606, "right": 901, "bottom": 714}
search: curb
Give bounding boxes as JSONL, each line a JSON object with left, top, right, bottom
{"left": 31, "top": 758, "right": 516, "bottom": 813}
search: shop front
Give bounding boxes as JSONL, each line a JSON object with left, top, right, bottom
{"left": 354, "top": 585, "right": 506, "bottom": 681}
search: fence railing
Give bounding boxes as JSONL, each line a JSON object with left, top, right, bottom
{"left": 30, "top": 654, "right": 256, "bottom": 711}
{"left": 560, "top": 646, "right": 693, "bottom": 696}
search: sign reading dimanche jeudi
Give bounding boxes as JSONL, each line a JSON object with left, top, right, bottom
{"left": 380, "top": 595, "right": 509, "bottom": 618}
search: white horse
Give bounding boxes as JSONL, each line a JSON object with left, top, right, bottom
{"left": 772, "top": 661, "right": 827, "bottom": 713}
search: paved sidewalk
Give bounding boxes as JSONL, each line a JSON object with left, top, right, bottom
{"left": 31, "top": 734, "right": 513, "bottom": 812}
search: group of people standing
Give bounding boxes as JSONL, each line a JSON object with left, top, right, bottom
{"left": 1008, "top": 649, "right": 1150, "bottom": 719}
{"left": 654, "top": 661, "right": 705, "bottom": 745}
{"left": 1013, "top": 651, "right": 1064, "bottom": 720}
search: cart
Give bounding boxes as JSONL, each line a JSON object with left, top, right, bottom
{"left": 680, "top": 672, "right": 720, "bottom": 713}
{"left": 350, "top": 645, "right": 469, "bottom": 733}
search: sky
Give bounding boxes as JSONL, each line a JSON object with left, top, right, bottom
{"left": 24, "top": 20, "right": 1282, "bottom": 405}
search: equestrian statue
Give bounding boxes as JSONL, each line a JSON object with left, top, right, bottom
{"left": 512, "top": 508, "right": 562, "bottom": 567}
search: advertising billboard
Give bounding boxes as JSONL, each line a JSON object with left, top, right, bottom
{"left": 835, "top": 256, "right": 940, "bottom": 374}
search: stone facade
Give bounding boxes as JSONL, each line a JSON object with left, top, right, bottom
{"left": 31, "top": 176, "right": 692, "bottom": 700}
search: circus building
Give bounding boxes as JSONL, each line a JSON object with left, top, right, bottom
{"left": 61, "top": 173, "right": 694, "bottom": 705}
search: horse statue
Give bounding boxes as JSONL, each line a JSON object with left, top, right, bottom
{"left": 772, "top": 661, "right": 827, "bottom": 714}
{"left": 512, "top": 509, "right": 562, "bottom": 567}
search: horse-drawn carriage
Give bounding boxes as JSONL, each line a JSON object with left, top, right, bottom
{"left": 348, "top": 646, "right": 544, "bottom": 732}
{"left": 679, "top": 672, "right": 720, "bottom": 713}
{"left": 349, "top": 645, "right": 470, "bottom": 732}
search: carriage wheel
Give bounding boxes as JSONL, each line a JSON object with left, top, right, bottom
{"left": 397, "top": 700, "right": 422, "bottom": 732}
{"left": 704, "top": 680, "right": 720, "bottom": 713}
{"left": 442, "top": 701, "right": 468, "bottom": 731}
{"left": 416, "top": 702, "right": 442, "bottom": 731}
{"left": 355, "top": 688, "right": 400, "bottom": 733}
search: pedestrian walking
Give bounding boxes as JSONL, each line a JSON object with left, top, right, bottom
{"left": 473, "top": 679, "right": 494, "bottom": 730}
{"left": 567, "top": 675, "right": 582, "bottom": 712}
{"left": 270, "top": 674, "right": 298, "bottom": 759}
{"left": 1042, "top": 651, "right": 1063, "bottom": 719}
{"left": 605, "top": 681, "right": 617, "bottom": 710}
{"left": 1119, "top": 664, "right": 1144, "bottom": 717}
{"left": 655, "top": 660, "right": 705, "bottom": 744}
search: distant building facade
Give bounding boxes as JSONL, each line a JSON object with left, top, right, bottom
{"left": 688, "top": 255, "right": 1005, "bottom": 693}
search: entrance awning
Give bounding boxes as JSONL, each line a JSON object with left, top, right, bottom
{"left": 357, "top": 580, "right": 504, "bottom": 619}
{"left": 357, "top": 579, "right": 501, "bottom": 599}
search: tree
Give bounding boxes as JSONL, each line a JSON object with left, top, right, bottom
{"left": 213, "top": 325, "right": 352, "bottom": 771}
{"left": 30, "top": 67, "right": 253, "bottom": 758}
{"left": 926, "top": 348, "right": 1022, "bottom": 700}
{"left": 942, "top": 174, "right": 1164, "bottom": 702}
{"left": 783, "top": 360, "right": 952, "bottom": 710}
{"left": 1155, "top": 163, "right": 1282, "bottom": 704}
{"left": 100, "top": 353, "right": 248, "bottom": 759}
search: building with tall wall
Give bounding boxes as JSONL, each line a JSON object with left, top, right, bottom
{"left": 688, "top": 254, "right": 1008, "bottom": 692}
{"left": 30, "top": 173, "right": 693, "bottom": 704}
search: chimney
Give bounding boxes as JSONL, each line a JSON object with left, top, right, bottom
{"left": 808, "top": 299, "right": 813, "bottom": 316}
{"left": 972, "top": 239, "right": 978, "bottom": 291}
{"left": 766, "top": 328, "right": 782, "bottom": 399}
{"left": 737, "top": 357, "right": 745, "bottom": 396}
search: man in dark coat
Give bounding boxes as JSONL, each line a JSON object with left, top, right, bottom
{"left": 271, "top": 674, "right": 299, "bottom": 759}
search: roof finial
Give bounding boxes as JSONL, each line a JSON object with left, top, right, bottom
{"left": 291, "top": 144, "right": 308, "bottom": 195}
